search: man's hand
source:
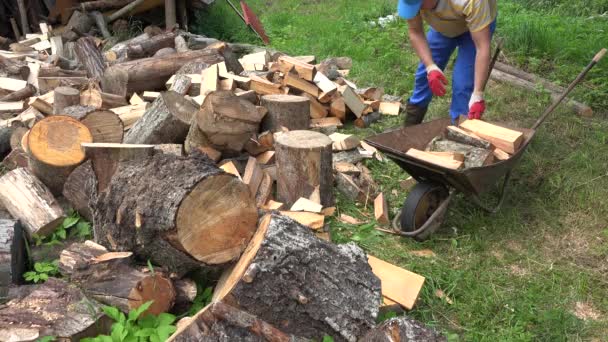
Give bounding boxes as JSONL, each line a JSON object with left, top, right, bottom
{"left": 468, "top": 91, "right": 485, "bottom": 119}
{"left": 426, "top": 64, "right": 447, "bottom": 97}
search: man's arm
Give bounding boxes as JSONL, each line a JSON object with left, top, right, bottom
{"left": 407, "top": 15, "right": 433, "bottom": 67}
{"left": 470, "top": 26, "right": 492, "bottom": 93}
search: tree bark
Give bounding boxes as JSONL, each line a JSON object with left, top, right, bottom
{"left": 77, "top": 0, "right": 132, "bottom": 11}
{"left": 261, "top": 95, "right": 310, "bottom": 132}
{"left": 169, "top": 302, "right": 307, "bottom": 342}
{"left": 127, "top": 31, "right": 176, "bottom": 59}
{"left": 107, "top": 32, "right": 150, "bottom": 63}
{"left": 0, "top": 219, "right": 27, "bottom": 303}
{"left": 165, "top": 0, "right": 177, "bottom": 30}
{"left": 27, "top": 115, "right": 93, "bottom": 195}
{"left": 2, "top": 148, "right": 29, "bottom": 170}
{"left": 90, "top": 11, "right": 112, "bottom": 39}
{"left": 62, "top": 10, "right": 94, "bottom": 42}
{"left": 0, "top": 84, "right": 36, "bottom": 102}
{"left": 64, "top": 105, "right": 125, "bottom": 143}
{"left": 53, "top": 86, "right": 80, "bottom": 114}
{"left": 275, "top": 130, "right": 333, "bottom": 207}
{"left": 74, "top": 36, "right": 106, "bottom": 80}
{"left": 0, "top": 168, "right": 65, "bottom": 237}
{"left": 102, "top": 48, "right": 223, "bottom": 97}
{"left": 124, "top": 90, "right": 196, "bottom": 144}
{"left": 0, "top": 56, "right": 30, "bottom": 80}
{"left": 428, "top": 138, "right": 494, "bottom": 169}
{"left": 360, "top": 317, "right": 447, "bottom": 342}
{"left": 214, "top": 214, "right": 381, "bottom": 342}
{"left": 93, "top": 152, "right": 258, "bottom": 276}
{"left": 62, "top": 160, "right": 97, "bottom": 222}
{"left": 0, "top": 278, "right": 109, "bottom": 341}
{"left": 59, "top": 240, "right": 177, "bottom": 315}
{"left": 174, "top": 35, "right": 189, "bottom": 53}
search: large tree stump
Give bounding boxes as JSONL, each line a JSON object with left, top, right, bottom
{"left": 0, "top": 168, "right": 65, "bottom": 237}
{"left": 27, "top": 115, "right": 93, "bottom": 195}
{"left": 193, "top": 91, "right": 266, "bottom": 155}
{"left": 64, "top": 105, "right": 124, "bottom": 143}
{"left": 74, "top": 36, "right": 107, "bottom": 80}
{"left": 0, "top": 278, "right": 108, "bottom": 341}
{"left": 213, "top": 214, "right": 381, "bottom": 342}
{"left": 360, "top": 317, "right": 447, "bottom": 342}
{"left": 62, "top": 160, "right": 97, "bottom": 222}
{"left": 127, "top": 31, "right": 177, "bottom": 59}
{"left": 0, "top": 220, "right": 27, "bottom": 303}
{"left": 53, "top": 86, "right": 80, "bottom": 114}
{"left": 59, "top": 240, "right": 177, "bottom": 315}
{"left": 124, "top": 91, "right": 197, "bottom": 144}
{"left": 275, "top": 130, "right": 333, "bottom": 207}
{"left": 93, "top": 152, "right": 258, "bottom": 276}
{"left": 169, "top": 302, "right": 307, "bottom": 342}
{"left": 261, "top": 95, "right": 310, "bottom": 132}
{"left": 101, "top": 48, "right": 224, "bottom": 97}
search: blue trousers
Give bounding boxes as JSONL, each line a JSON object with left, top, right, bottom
{"left": 409, "top": 20, "right": 497, "bottom": 120}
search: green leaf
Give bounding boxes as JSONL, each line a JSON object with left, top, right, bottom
{"left": 75, "top": 221, "right": 92, "bottom": 238}
{"left": 103, "top": 306, "right": 123, "bottom": 322}
{"left": 147, "top": 260, "right": 155, "bottom": 275}
{"left": 137, "top": 314, "right": 157, "bottom": 329}
{"left": 56, "top": 228, "right": 67, "bottom": 240}
{"left": 110, "top": 323, "right": 125, "bottom": 341}
{"left": 322, "top": 335, "right": 335, "bottom": 342}
{"left": 39, "top": 273, "right": 48, "bottom": 281}
{"left": 128, "top": 301, "right": 153, "bottom": 322}
{"left": 156, "top": 325, "right": 176, "bottom": 341}
{"left": 62, "top": 216, "right": 79, "bottom": 229}
{"left": 149, "top": 335, "right": 161, "bottom": 342}
{"left": 156, "top": 313, "right": 176, "bottom": 327}
{"left": 37, "top": 336, "right": 56, "bottom": 342}
{"left": 133, "top": 328, "right": 156, "bottom": 337}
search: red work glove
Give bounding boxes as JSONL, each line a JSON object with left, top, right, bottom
{"left": 426, "top": 64, "right": 447, "bottom": 97}
{"left": 468, "top": 91, "right": 485, "bottom": 120}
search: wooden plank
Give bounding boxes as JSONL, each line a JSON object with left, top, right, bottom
{"left": 238, "top": 51, "right": 270, "bottom": 71}
{"left": 313, "top": 71, "right": 337, "bottom": 96}
{"left": 493, "top": 148, "right": 510, "bottom": 161}
{"left": 200, "top": 64, "right": 219, "bottom": 95}
{"left": 255, "top": 151, "right": 275, "bottom": 165}
{"left": 142, "top": 91, "right": 160, "bottom": 101}
{"left": 250, "top": 75, "right": 282, "bottom": 95}
{"left": 279, "top": 211, "right": 324, "bottom": 230}
{"left": 290, "top": 197, "right": 323, "bottom": 213}
{"left": 342, "top": 86, "right": 367, "bottom": 118}
{"left": 277, "top": 55, "right": 316, "bottom": 81}
{"left": 406, "top": 148, "right": 463, "bottom": 170}
{"left": 50, "top": 36, "right": 64, "bottom": 57}
{"left": 427, "top": 151, "right": 465, "bottom": 162}
{"left": 329, "top": 132, "right": 360, "bottom": 151}
{"left": 219, "top": 78, "right": 236, "bottom": 91}
{"left": 333, "top": 162, "right": 360, "bottom": 175}
{"left": 0, "top": 101, "right": 25, "bottom": 112}
{"left": 310, "top": 117, "right": 343, "bottom": 129}
{"left": 304, "top": 93, "right": 328, "bottom": 119}
{"left": 459, "top": 119, "right": 524, "bottom": 154}
{"left": 283, "top": 72, "right": 319, "bottom": 97}
{"left": 374, "top": 193, "right": 389, "bottom": 225}
{"left": 0, "top": 77, "right": 27, "bottom": 92}
{"left": 129, "top": 93, "right": 145, "bottom": 105}
{"left": 379, "top": 101, "right": 400, "bottom": 115}
{"left": 219, "top": 161, "right": 242, "bottom": 180}
{"left": 368, "top": 255, "right": 425, "bottom": 310}
{"left": 166, "top": 74, "right": 201, "bottom": 89}
{"left": 242, "top": 156, "right": 263, "bottom": 196}
{"left": 261, "top": 200, "right": 284, "bottom": 210}
{"left": 31, "top": 40, "right": 52, "bottom": 51}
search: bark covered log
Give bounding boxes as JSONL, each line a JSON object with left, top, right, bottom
{"left": 428, "top": 137, "right": 493, "bottom": 169}
{"left": 0, "top": 168, "right": 65, "bottom": 237}
{"left": 81, "top": 86, "right": 128, "bottom": 109}
{"left": 63, "top": 10, "right": 94, "bottom": 42}
{"left": 127, "top": 31, "right": 177, "bottom": 59}
{"left": 62, "top": 160, "right": 97, "bottom": 222}
{"left": 360, "top": 316, "right": 447, "bottom": 342}
{"left": 53, "top": 86, "right": 80, "bottom": 114}
{"left": 0, "top": 219, "right": 27, "bottom": 303}
{"left": 59, "top": 240, "right": 176, "bottom": 315}
{"left": 213, "top": 214, "right": 381, "bottom": 342}
{"left": 107, "top": 33, "right": 150, "bottom": 63}
{"left": 275, "top": 130, "right": 333, "bottom": 207}
{"left": 169, "top": 302, "right": 307, "bottom": 342}
{"left": 101, "top": 48, "right": 223, "bottom": 97}
{"left": 261, "top": 95, "right": 310, "bottom": 132}
{"left": 74, "top": 36, "right": 107, "bottom": 80}
{"left": 0, "top": 278, "right": 108, "bottom": 341}
{"left": 93, "top": 152, "right": 258, "bottom": 276}
{"left": 0, "top": 84, "right": 35, "bottom": 102}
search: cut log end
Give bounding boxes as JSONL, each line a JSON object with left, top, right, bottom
{"left": 28, "top": 116, "right": 93, "bottom": 167}
{"left": 128, "top": 274, "right": 176, "bottom": 316}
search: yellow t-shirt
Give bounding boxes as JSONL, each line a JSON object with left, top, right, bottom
{"left": 420, "top": 0, "right": 497, "bottom": 37}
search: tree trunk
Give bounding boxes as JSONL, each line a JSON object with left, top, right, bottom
{"left": 62, "top": 160, "right": 97, "bottom": 222}
{"left": 107, "top": 32, "right": 150, "bottom": 63}
{"left": 81, "top": 86, "right": 129, "bottom": 109}
{"left": 275, "top": 130, "right": 333, "bottom": 207}
{"left": 62, "top": 10, "right": 94, "bottom": 42}
{"left": 0, "top": 219, "right": 27, "bottom": 303}
{"left": 53, "top": 86, "right": 80, "bottom": 114}
{"left": 101, "top": 48, "right": 224, "bottom": 97}
{"left": 260, "top": 95, "right": 310, "bottom": 132}
{"left": 169, "top": 302, "right": 307, "bottom": 342}
{"left": 74, "top": 36, "right": 106, "bottom": 80}
{"left": 0, "top": 84, "right": 35, "bottom": 102}
{"left": 0, "top": 278, "right": 109, "bottom": 341}
{"left": 93, "top": 152, "right": 258, "bottom": 276}
{"left": 165, "top": 0, "right": 177, "bottom": 30}
{"left": 17, "top": 0, "right": 30, "bottom": 35}
{"left": 59, "top": 240, "right": 177, "bottom": 315}
{"left": 64, "top": 105, "right": 125, "bottom": 143}
{"left": 27, "top": 115, "right": 93, "bottom": 195}
{"left": 360, "top": 317, "right": 447, "bottom": 342}
{"left": 0, "top": 168, "right": 65, "bottom": 237}
{"left": 127, "top": 31, "right": 176, "bottom": 59}
{"left": 90, "top": 11, "right": 112, "bottom": 39}
{"left": 124, "top": 91, "right": 197, "bottom": 144}
{"left": 214, "top": 214, "right": 381, "bottom": 342}
{"left": 194, "top": 91, "right": 265, "bottom": 155}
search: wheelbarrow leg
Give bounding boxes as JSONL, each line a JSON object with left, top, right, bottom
{"left": 469, "top": 170, "right": 512, "bottom": 214}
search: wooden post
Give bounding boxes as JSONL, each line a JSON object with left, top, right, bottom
{"left": 0, "top": 168, "right": 65, "bottom": 237}
{"left": 275, "top": 130, "right": 333, "bottom": 207}
{"left": 260, "top": 94, "right": 310, "bottom": 132}
{"left": 213, "top": 214, "right": 381, "bottom": 341}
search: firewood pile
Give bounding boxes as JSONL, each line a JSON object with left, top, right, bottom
{"left": 0, "top": 11, "right": 447, "bottom": 342}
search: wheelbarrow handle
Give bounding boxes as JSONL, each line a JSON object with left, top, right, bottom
{"left": 532, "top": 48, "right": 606, "bottom": 130}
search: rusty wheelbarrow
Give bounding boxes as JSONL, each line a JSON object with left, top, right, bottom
{"left": 364, "top": 48, "right": 606, "bottom": 241}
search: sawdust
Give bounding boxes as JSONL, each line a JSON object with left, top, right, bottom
{"left": 572, "top": 302, "right": 601, "bottom": 321}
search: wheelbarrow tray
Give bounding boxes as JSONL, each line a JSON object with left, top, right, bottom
{"left": 364, "top": 117, "right": 535, "bottom": 197}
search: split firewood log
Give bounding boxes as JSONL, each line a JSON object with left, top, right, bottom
{"left": 107, "top": 32, "right": 150, "bottom": 63}
{"left": 59, "top": 241, "right": 176, "bottom": 315}
{"left": 427, "top": 137, "right": 493, "bottom": 169}
{"left": 127, "top": 31, "right": 177, "bottom": 59}
{"left": 213, "top": 214, "right": 381, "bottom": 342}
{"left": 0, "top": 278, "right": 108, "bottom": 341}
{"left": 81, "top": 85, "right": 128, "bottom": 109}
{"left": 0, "top": 219, "right": 27, "bottom": 303}
{"left": 168, "top": 302, "right": 307, "bottom": 342}
{"left": 64, "top": 105, "right": 124, "bottom": 143}
{"left": 62, "top": 160, "right": 97, "bottom": 222}
{"left": 74, "top": 36, "right": 106, "bottom": 80}
{"left": 93, "top": 152, "right": 258, "bottom": 276}
{"left": 360, "top": 316, "right": 447, "bottom": 341}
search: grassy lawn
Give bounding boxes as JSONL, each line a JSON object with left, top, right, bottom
{"left": 195, "top": 1, "right": 608, "bottom": 340}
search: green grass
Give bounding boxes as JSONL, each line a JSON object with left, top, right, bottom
{"left": 193, "top": 1, "right": 608, "bottom": 340}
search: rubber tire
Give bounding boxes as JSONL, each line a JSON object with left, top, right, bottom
{"left": 400, "top": 182, "right": 448, "bottom": 234}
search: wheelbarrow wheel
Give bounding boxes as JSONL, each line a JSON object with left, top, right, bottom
{"left": 400, "top": 182, "right": 449, "bottom": 240}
